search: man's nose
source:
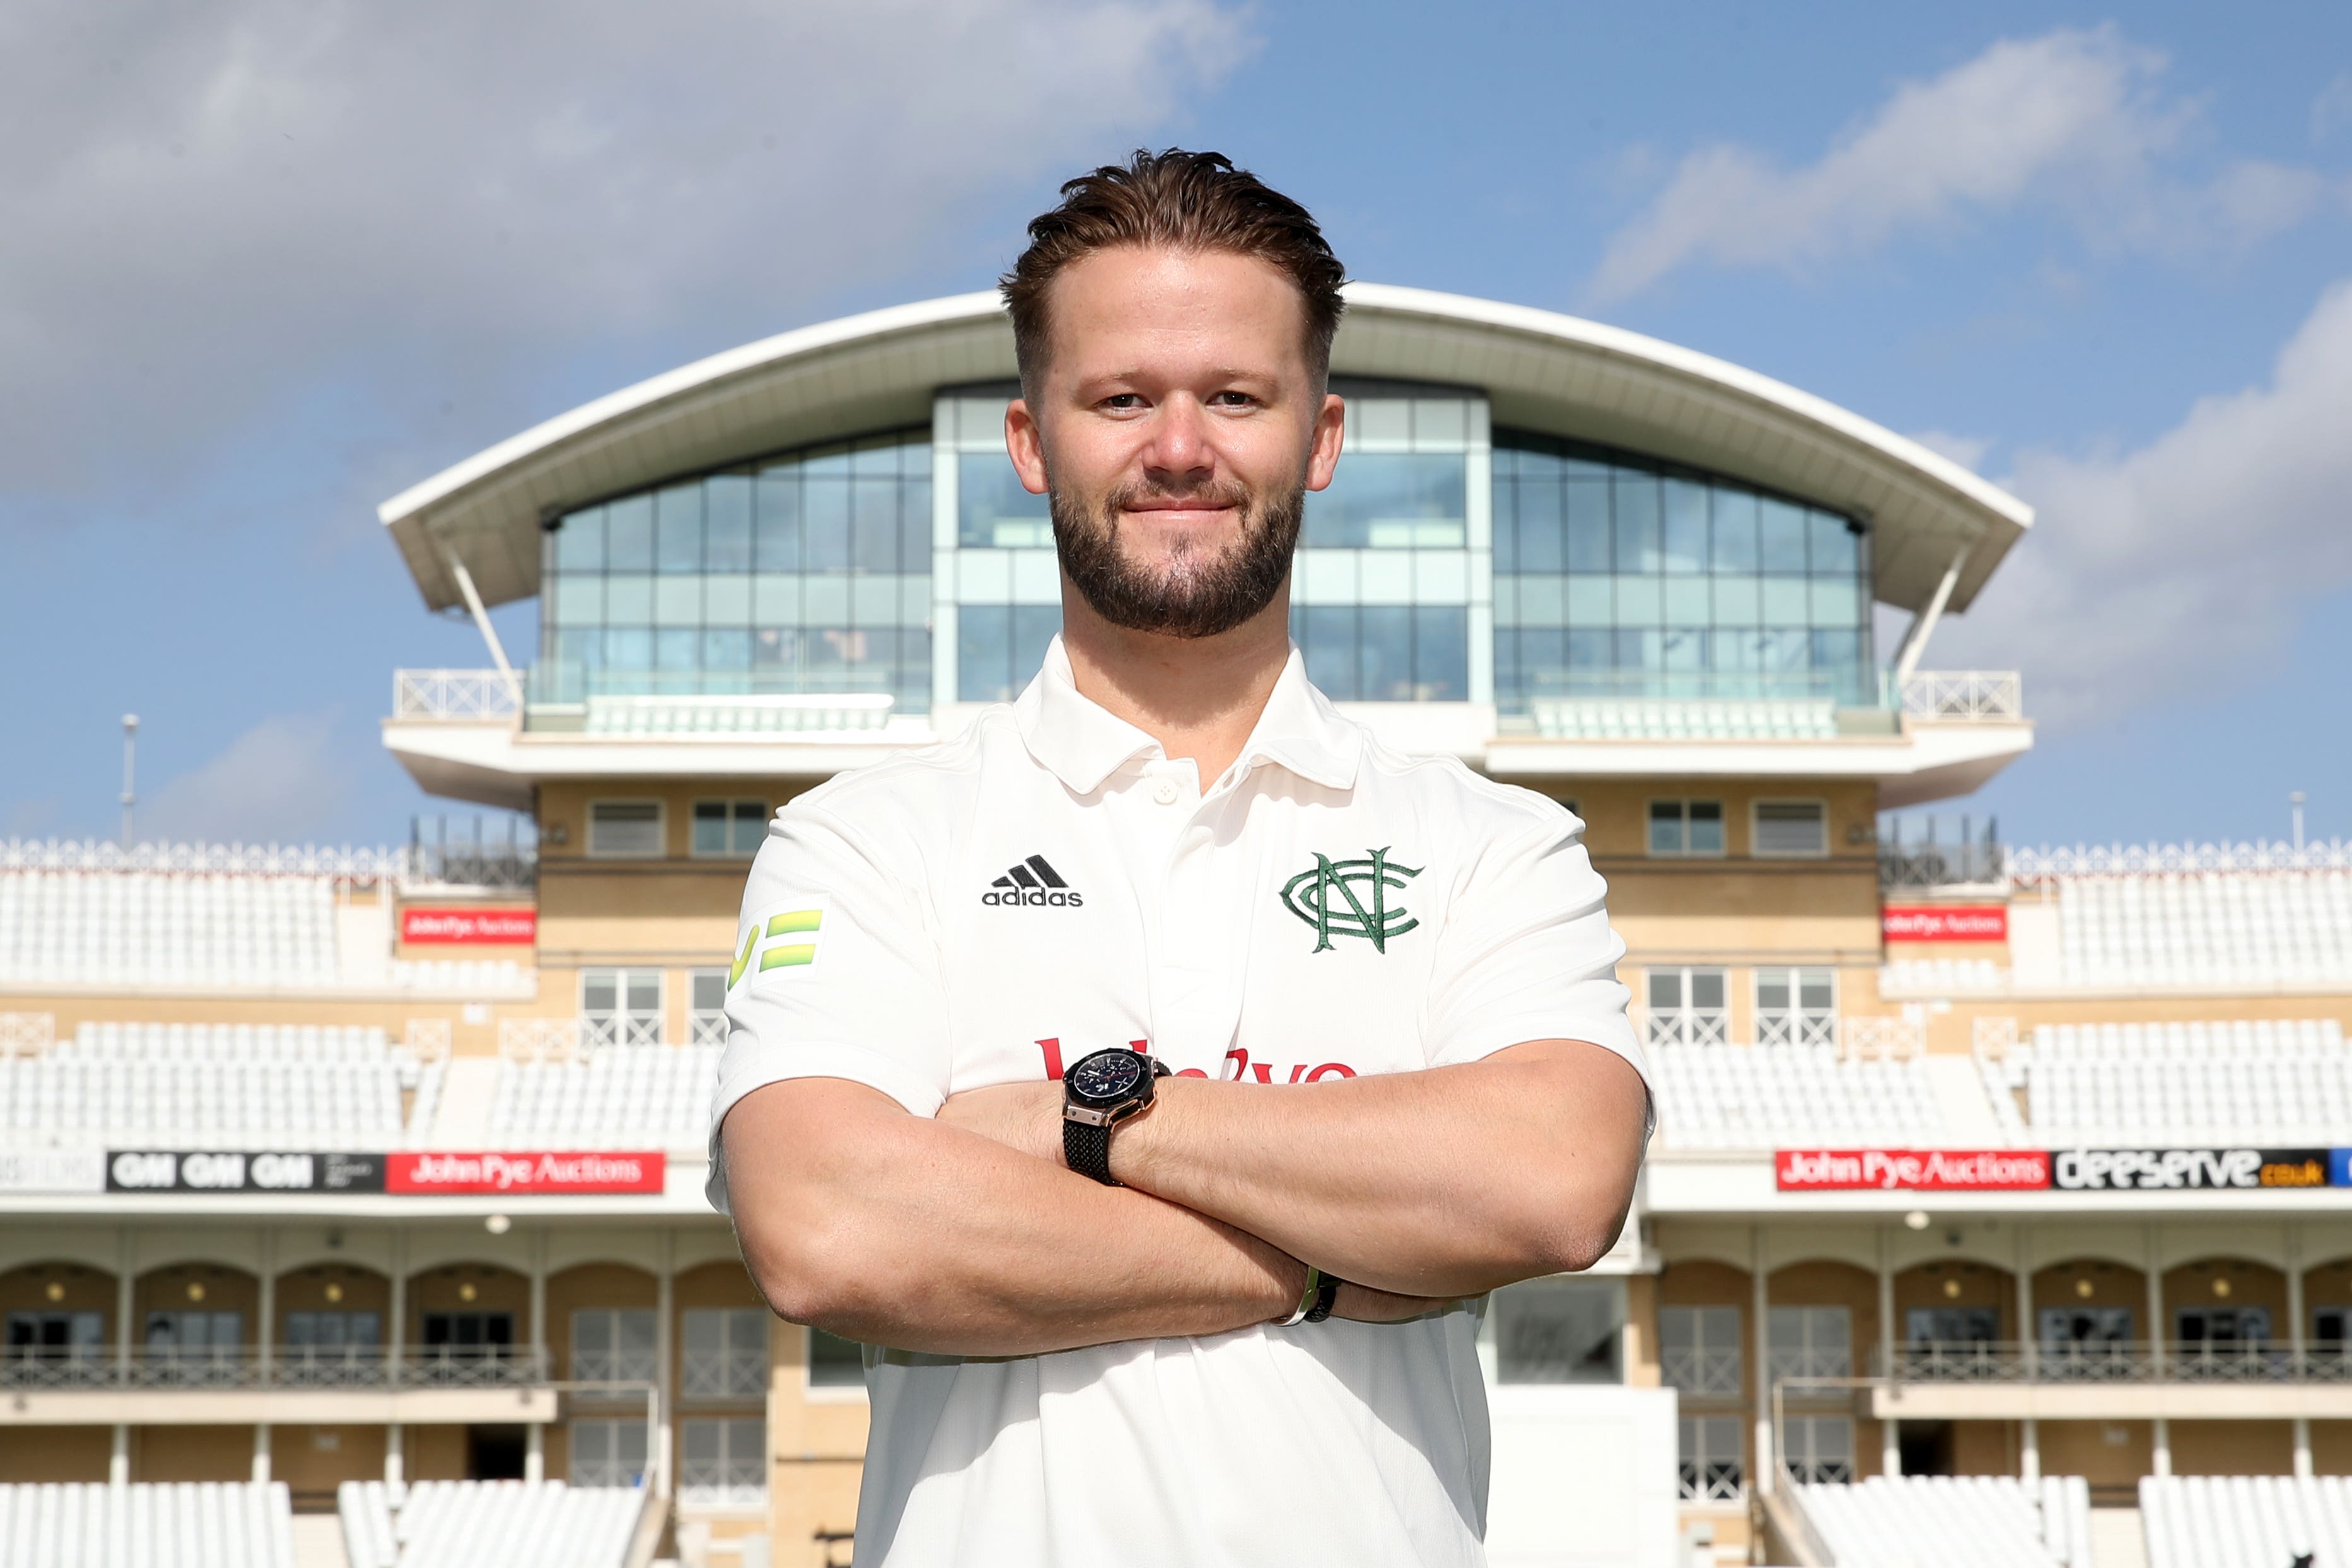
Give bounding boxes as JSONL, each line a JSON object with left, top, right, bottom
{"left": 1139, "top": 395, "right": 1214, "bottom": 482}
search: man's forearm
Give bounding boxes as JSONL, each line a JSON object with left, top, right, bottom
{"left": 723, "top": 1077, "right": 1301, "bottom": 1357}
{"left": 1110, "top": 1040, "right": 1648, "bottom": 1298}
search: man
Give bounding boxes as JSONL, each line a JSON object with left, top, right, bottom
{"left": 713, "top": 149, "right": 1650, "bottom": 1566}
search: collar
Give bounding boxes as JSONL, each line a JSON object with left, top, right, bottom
{"left": 1015, "top": 636, "right": 1363, "bottom": 796}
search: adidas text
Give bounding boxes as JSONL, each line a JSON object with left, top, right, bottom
{"left": 982, "top": 887, "right": 1083, "bottom": 907}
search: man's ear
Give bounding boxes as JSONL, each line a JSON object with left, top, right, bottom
{"left": 1005, "top": 400, "right": 1050, "bottom": 497}
{"left": 1305, "top": 390, "right": 1346, "bottom": 494}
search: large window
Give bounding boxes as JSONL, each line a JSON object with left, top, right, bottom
{"left": 1645, "top": 968, "right": 1728, "bottom": 1047}
{"left": 5, "top": 1311, "right": 105, "bottom": 1372}
{"left": 1678, "top": 1415, "right": 1745, "bottom": 1502}
{"left": 681, "top": 1308, "right": 767, "bottom": 1402}
{"left": 1768, "top": 1306, "right": 1851, "bottom": 1381}
{"left": 691, "top": 799, "right": 767, "bottom": 857}
{"left": 1756, "top": 968, "right": 1835, "bottom": 1048}
{"left": 808, "top": 1328, "right": 865, "bottom": 1391}
{"left": 540, "top": 431, "right": 934, "bottom": 712}
{"left": 1783, "top": 1415, "right": 1854, "bottom": 1484}
{"left": 689, "top": 969, "right": 730, "bottom": 1047}
{"left": 582, "top": 969, "right": 663, "bottom": 1048}
{"left": 1290, "top": 386, "right": 1481, "bottom": 704}
{"left": 680, "top": 1417, "right": 767, "bottom": 1509}
{"left": 1648, "top": 799, "right": 1724, "bottom": 857}
{"left": 1492, "top": 433, "right": 1873, "bottom": 714}
{"left": 1487, "top": 1277, "right": 1624, "bottom": 1384}
{"left": 1660, "top": 1306, "right": 1743, "bottom": 1399}
{"left": 571, "top": 1418, "right": 648, "bottom": 1487}
{"left": 571, "top": 1309, "right": 656, "bottom": 1385}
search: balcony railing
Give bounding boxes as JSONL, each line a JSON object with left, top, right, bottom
{"left": 0, "top": 1345, "right": 549, "bottom": 1391}
{"left": 1883, "top": 1342, "right": 2352, "bottom": 1385}
{"left": 394, "top": 668, "right": 522, "bottom": 722}
{"left": 1898, "top": 670, "right": 2023, "bottom": 721}
{"left": 1662, "top": 1347, "right": 1744, "bottom": 1400}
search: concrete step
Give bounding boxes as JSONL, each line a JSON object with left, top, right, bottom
{"left": 2088, "top": 1506, "right": 2148, "bottom": 1568}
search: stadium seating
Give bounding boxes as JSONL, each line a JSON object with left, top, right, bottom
{"left": 1648, "top": 1042, "right": 1945, "bottom": 1149}
{"left": 486, "top": 1045, "right": 722, "bottom": 1150}
{"left": 0, "top": 869, "right": 338, "bottom": 989}
{"left": 2140, "top": 1474, "right": 2352, "bottom": 1568}
{"left": 2056, "top": 870, "right": 2352, "bottom": 989}
{"left": 1795, "top": 1474, "right": 2092, "bottom": 1568}
{"left": 0, "top": 1480, "right": 296, "bottom": 1568}
{"left": 0, "top": 1023, "right": 435, "bottom": 1149}
{"left": 1982, "top": 1019, "right": 2351, "bottom": 1146}
{"left": 338, "top": 1478, "right": 641, "bottom": 1568}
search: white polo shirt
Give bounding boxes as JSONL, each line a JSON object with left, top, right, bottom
{"left": 712, "top": 637, "right": 1644, "bottom": 1568}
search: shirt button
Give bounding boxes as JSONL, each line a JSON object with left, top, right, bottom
{"left": 1153, "top": 779, "right": 1180, "bottom": 806}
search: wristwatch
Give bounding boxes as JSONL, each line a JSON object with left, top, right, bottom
{"left": 1062, "top": 1047, "right": 1170, "bottom": 1185}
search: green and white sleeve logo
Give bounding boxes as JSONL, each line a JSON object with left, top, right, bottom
{"left": 730, "top": 900, "right": 828, "bottom": 987}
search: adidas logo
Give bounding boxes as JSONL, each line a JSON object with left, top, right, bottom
{"left": 983, "top": 854, "right": 1084, "bottom": 907}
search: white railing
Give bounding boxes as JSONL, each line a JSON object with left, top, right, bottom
{"left": 680, "top": 1347, "right": 767, "bottom": 1403}
{"left": 393, "top": 668, "right": 521, "bottom": 721}
{"left": 1, "top": 837, "right": 408, "bottom": 880}
{"left": 498, "top": 1017, "right": 584, "bottom": 1061}
{"left": 1644, "top": 1011, "right": 1729, "bottom": 1048}
{"left": 689, "top": 1011, "right": 731, "bottom": 1048}
{"left": 1900, "top": 670, "right": 2023, "bottom": 721}
{"left": 1757, "top": 1012, "right": 1837, "bottom": 1049}
{"left": 1973, "top": 1016, "right": 2020, "bottom": 1055}
{"left": 1839, "top": 1016, "right": 1926, "bottom": 1060}
{"left": 581, "top": 1013, "right": 663, "bottom": 1050}
{"left": 2008, "top": 839, "right": 2352, "bottom": 878}
{"left": 584, "top": 691, "right": 894, "bottom": 736}
{"left": 404, "top": 1018, "right": 453, "bottom": 1060}
{"left": 1662, "top": 1347, "right": 1743, "bottom": 1400}
{"left": 0, "top": 1013, "right": 55, "bottom": 1055}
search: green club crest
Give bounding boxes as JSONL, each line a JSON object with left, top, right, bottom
{"left": 1280, "top": 848, "right": 1423, "bottom": 953}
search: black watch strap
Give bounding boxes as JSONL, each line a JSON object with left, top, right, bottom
{"left": 1305, "top": 1273, "right": 1342, "bottom": 1323}
{"left": 1064, "top": 1116, "right": 1117, "bottom": 1185}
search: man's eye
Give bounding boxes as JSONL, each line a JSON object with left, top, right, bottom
{"left": 1101, "top": 394, "right": 1144, "bottom": 410}
{"left": 1209, "top": 392, "right": 1260, "bottom": 409}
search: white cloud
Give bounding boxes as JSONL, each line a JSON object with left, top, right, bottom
{"left": 0, "top": 0, "right": 1251, "bottom": 510}
{"left": 2314, "top": 71, "right": 2352, "bottom": 144}
{"left": 141, "top": 709, "right": 356, "bottom": 844}
{"left": 1588, "top": 26, "right": 2327, "bottom": 302}
{"left": 1907, "top": 429, "right": 1994, "bottom": 472}
{"left": 1934, "top": 278, "right": 2352, "bottom": 728}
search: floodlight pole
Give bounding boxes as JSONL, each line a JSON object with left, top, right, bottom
{"left": 2290, "top": 791, "right": 2306, "bottom": 852}
{"left": 119, "top": 714, "right": 138, "bottom": 849}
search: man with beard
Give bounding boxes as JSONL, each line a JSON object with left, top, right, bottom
{"left": 711, "top": 149, "right": 1651, "bottom": 1567}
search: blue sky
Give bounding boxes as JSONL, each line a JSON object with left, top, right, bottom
{"left": 4, "top": 1, "right": 2349, "bottom": 851}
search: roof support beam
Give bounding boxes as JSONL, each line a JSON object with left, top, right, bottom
{"left": 441, "top": 545, "right": 520, "bottom": 696}
{"left": 1890, "top": 546, "right": 1970, "bottom": 686}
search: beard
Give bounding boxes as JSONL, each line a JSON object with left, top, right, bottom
{"left": 1050, "top": 473, "right": 1304, "bottom": 640}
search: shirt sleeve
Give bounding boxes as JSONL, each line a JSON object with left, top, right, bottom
{"left": 705, "top": 799, "right": 953, "bottom": 1214}
{"left": 1423, "top": 807, "right": 1651, "bottom": 1129}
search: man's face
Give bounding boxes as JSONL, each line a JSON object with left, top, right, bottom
{"left": 1005, "top": 245, "right": 1344, "bottom": 639}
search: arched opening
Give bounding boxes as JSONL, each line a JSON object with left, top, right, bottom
{"left": 272, "top": 1262, "right": 390, "bottom": 1385}
{"left": 675, "top": 1260, "right": 771, "bottom": 1511}
{"left": 1, "top": 1260, "right": 117, "bottom": 1383}
{"left": 1766, "top": 1260, "right": 1877, "bottom": 1483}
{"left": 1892, "top": 1258, "right": 2017, "bottom": 1479}
{"left": 135, "top": 1262, "right": 259, "bottom": 1383}
{"left": 548, "top": 1262, "right": 658, "bottom": 1489}
{"left": 1655, "top": 1259, "right": 1752, "bottom": 1506}
{"left": 2162, "top": 1257, "right": 2286, "bottom": 1366}
{"left": 2031, "top": 1257, "right": 2146, "bottom": 1370}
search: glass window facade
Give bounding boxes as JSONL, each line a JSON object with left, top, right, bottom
{"left": 1493, "top": 432, "right": 1873, "bottom": 711}
{"left": 1290, "top": 385, "right": 1482, "bottom": 702}
{"left": 540, "top": 431, "right": 933, "bottom": 712}
{"left": 518, "top": 386, "right": 1894, "bottom": 729}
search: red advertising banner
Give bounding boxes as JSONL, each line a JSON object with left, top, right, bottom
{"left": 384, "top": 1151, "right": 665, "bottom": 1195}
{"left": 1882, "top": 905, "right": 2008, "bottom": 943}
{"left": 1776, "top": 1148, "right": 2051, "bottom": 1192}
{"left": 400, "top": 907, "right": 537, "bottom": 945}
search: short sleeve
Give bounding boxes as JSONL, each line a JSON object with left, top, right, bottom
{"left": 1423, "top": 810, "right": 1650, "bottom": 1122}
{"left": 706, "top": 801, "right": 952, "bottom": 1213}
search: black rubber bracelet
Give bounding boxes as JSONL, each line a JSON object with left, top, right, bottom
{"left": 1063, "top": 1116, "right": 1118, "bottom": 1185}
{"left": 1304, "top": 1273, "right": 1342, "bottom": 1323}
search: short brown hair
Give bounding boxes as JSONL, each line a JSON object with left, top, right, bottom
{"left": 1000, "top": 148, "right": 1346, "bottom": 397}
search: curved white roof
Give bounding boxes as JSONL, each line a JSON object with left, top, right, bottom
{"left": 382, "top": 284, "right": 2029, "bottom": 616}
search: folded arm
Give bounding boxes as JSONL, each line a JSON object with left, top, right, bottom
{"left": 722, "top": 1076, "right": 1447, "bottom": 1357}
{"left": 940, "top": 1038, "right": 1648, "bottom": 1299}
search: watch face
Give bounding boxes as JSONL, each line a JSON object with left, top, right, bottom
{"left": 1070, "top": 1050, "right": 1146, "bottom": 1103}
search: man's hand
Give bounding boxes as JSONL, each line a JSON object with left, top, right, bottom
{"left": 934, "top": 1079, "right": 1065, "bottom": 1164}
